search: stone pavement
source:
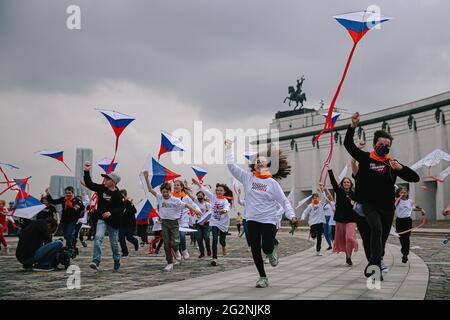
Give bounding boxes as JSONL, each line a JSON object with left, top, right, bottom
{"left": 99, "top": 236, "right": 429, "bottom": 300}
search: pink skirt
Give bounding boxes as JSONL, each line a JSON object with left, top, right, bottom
{"left": 333, "top": 222, "right": 358, "bottom": 254}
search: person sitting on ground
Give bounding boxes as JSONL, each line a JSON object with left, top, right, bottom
{"left": 15, "top": 217, "right": 61, "bottom": 271}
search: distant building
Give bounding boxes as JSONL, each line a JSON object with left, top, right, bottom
{"left": 75, "top": 148, "right": 93, "bottom": 182}
{"left": 256, "top": 91, "right": 450, "bottom": 221}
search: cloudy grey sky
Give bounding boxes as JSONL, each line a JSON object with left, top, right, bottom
{"left": 1, "top": 0, "right": 449, "bottom": 202}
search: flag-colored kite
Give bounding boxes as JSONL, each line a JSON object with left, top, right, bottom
{"left": 135, "top": 199, "right": 160, "bottom": 221}
{"left": 97, "top": 157, "right": 118, "bottom": 173}
{"left": 97, "top": 109, "right": 135, "bottom": 173}
{"left": 197, "top": 212, "right": 212, "bottom": 225}
{"left": 315, "top": 10, "right": 392, "bottom": 182}
{"left": 158, "top": 131, "right": 185, "bottom": 160}
{"left": 244, "top": 151, "right": 258, "bottom": 162}
{"left": 192, "top": 166, "right": 207, "bottom": 182}
{"left": 11, "top": 189, "right": 46, "bottom": 219}
{"left": 142, "top": 155, "right": 181, "bottom": 189}
{"left": 36, "top": 150, "right": 72, "bottom": 172}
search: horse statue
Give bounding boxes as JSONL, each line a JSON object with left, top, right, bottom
{"left": 283, "top": 76, "right": 307, "bottom": 109}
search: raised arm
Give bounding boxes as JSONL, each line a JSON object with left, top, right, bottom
{"left": 224, "top": 140, "right": 248, "bottom": 183}
{"left": 327, "top": 167, "right": 340, "bottom": 192}
{"left": 344, "top": 113, "right": 367, "bottom": 163}
{"left": 83, "top": 162, "right": 104, "bottom": 193}
{"left": 142, "top": 171, "right": 158, "bottom": 197}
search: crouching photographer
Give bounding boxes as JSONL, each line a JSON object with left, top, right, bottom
{"left": 16, "top": 217, "right": 75, "bottom": 271}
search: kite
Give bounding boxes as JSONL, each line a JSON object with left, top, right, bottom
{"left": 158, "top": 131, "right": 185, "bottom": 160}
{"left": 244, "top": 151, "right": 258, "bottom": 162}
{"left": 197, "top": 212, "right": 212, "bottom": 225}
{"left": 97, "top": 109, "right": 135, "bottom": 173}
{"left": 192, "top": 166, "right": 207, "bottom": 182}
{"left": 141, "top": 155, "right": 181, "bottom": 189}
{"left": 10, "top": 189, "right": 46, "bottom": 220}
{"left": 0, "top": 162, "right": 20, "bottom": 170}
{"left": 315, "top": 10, "right": 392, "bottom": 182}
{"left": 179, "top": 227, "right": 197, "bottom": 233}
{"left": 36, "top": 150, "right": 72, "bottom": 172}
{"left": 0, "top": 162, "right": 21, "bottom": 195}
{"left": 97, "top": 157, "right": 118, "bottom": 173}
{"left": 338, "top": 165, "right": 349, "bottom": 182}
{"left": 410, "top": 149, "right": 450, "bottom": 182}
{"left": 135, "top": 199, "right": 160, "bottom": 221}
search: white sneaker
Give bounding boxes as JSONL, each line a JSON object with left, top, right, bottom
{"left": 380, "top": 261, "right": 389, "bottom": 273}
{"left": 182, "top": 250, "right": 190, "bottom": 260}
{"left": 316, "top": 252, "right": 323, "bottom": 256}
{"left": 176, "top": 250, "right": 182, "bottom": 261}
{"left": 163, "top": 264, "right": 173, "bottom": 272}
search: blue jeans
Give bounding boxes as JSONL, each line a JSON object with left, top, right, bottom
{"left": 62, "top": 222, "right": 76, "bottom": 247}
{"left": 34, "top": 241, "right": 64, "bottom": 269}
{"left": 324, "top": 216, "right": 333, "bottom": 247}
{"left": 93, "top": 219, "right": 121, "bottom": 264}
{"left": 179, "top": 231, "right": 187, "bottom": 251}
{"left": 195, "top": 223, "right": 211, "bottom": 255}
{"left": 211, "top": 226, "right": 227, "bottom": 259}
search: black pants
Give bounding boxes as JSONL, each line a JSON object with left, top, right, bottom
{"left": 362, "top": 203, "right": 394, "bottom": 265}
{"left": 355, "top": 214, "right": 372, "bottom": 262}
{"left": 396, "top": 217, "right": 412, "bottom": 257}
{"left": 211, "top": 226, "right": 227, "bottom": 259}
{"left": 237, "top": 223, "right": 241, "bottom": 234}
{"left": 331, "top": 225, "right": 336, "bottom": 241}
{"left": 119, "top": 225, "right": 139, "bottom": 256}
{"left": 247, "top": 220, "right": 277, "bottom": 278}
{"left": 310, "top": 223, "right": 323, "bottom": 252}
{"left": 137, "top": 224, "right": 148, "bottom": 244}
{"left": 152, "top": 230, "right": 164, "bottom": 252}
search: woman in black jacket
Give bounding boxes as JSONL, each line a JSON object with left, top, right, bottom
{"left": 119, "top": 189, "right": 139, "bottom": 257}
{"left": 327, "top": 164, "right": 359, "bottom": 266}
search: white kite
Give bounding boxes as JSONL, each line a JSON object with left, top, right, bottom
{"left": 338, "top": 165, "right": 349, "bottom": 182}
{"left": 410, "top": 149, "right": 450, "bottom": 171}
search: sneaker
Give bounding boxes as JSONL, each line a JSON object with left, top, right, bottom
{"left": 121, "top": 253, "right": 129, "bottom": 258}
{"left": 33, "top": 266, "right": 55, "bottom": 272}
{"left": 402, "top": 255, "right": 408, "bottom": 264}
{"left": 113, "top": 260, "right": 120, "bottom": 271}
{"left": 268, "top": 244, "right": 279, "bottom": 267}
{"left": 81, "top": 241, "right": 88, "bottom": 248}
{"left": 182, "top": 250, "right": 190, "bottom": 260}
{"left": 346, "top": 258, "right": 353, "bottom": 266}
{"left": 326, "top": 246, "right": 332, "bottom": 251}
{"left": 211, "top": 258, "right": 218, "bottom": 266}
{"left": 207, "top": 250, "right": 212, "bottom": 257}
{"left": 174, "top": 260, "right": 180, "bottom": 265}
{"left": 316, "top": 252, "right": 323, "bottom": 256}
{"left": 264, "top": 258, "right": 269, "bottom": 264}
{"left": 222, "top": 246, "right": 228, "bottom": 256}
{"left": 140, "top": 242, "right": 146, "bottom": 247}
{"left": 176, "top": 250, "right": 182, "bottom": 261}
{"left": 380, "top": 261, "right": 389, "bottom": 273}
{"left": 198, "top": 253, "right": 205, "bottom": 259}
{"left": 89, "top": 261, "right": 99, "bottom": 271}
{"left": 163, "top": 264, "right": 174, "bottom": 272}
{"left": 255, "top": 277, "right": 269, "bottom": 288}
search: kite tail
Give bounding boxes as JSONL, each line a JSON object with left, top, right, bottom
{"left": 0, "top": 167, "right": 12, "bottom": 189}
{"left": 318, "top": 129, "right": 335, "bottom": 184}
{"left": 62, "top": 161, "right": 72, "bottom": 173}
{"left": 314, "top": 41, "right": 358, "bottom": 145}
{"left": 397, "top": 215, "right": 427, "bottom": 236}
{"left": 0, "top": 182, "right": 20, "bottom": 196}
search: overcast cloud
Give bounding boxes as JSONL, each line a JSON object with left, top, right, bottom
{"left": 1, "top": 0, "right": 449, "bottom": 201}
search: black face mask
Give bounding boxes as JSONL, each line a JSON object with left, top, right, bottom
{"left": 197, "top": 198, "right": 204, "bottom": 202}
{"left": 375, "top": 144, "right": 390, "bottom": 157}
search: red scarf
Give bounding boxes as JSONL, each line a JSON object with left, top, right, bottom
{"left": 65, "top": 196, "right": 74, "bottom": 209}
{"left": 252, "top": 171, "right": 272, "bottom": 179}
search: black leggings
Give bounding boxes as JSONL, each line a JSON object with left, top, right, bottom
{"left": 247, "top": 220, "right": 277, "bottom": 278}
{"left": 362, "top": 204, "right": 394, "bottom": 265}
{"left": 137, "top": 224, "right": 149, "bottom": 244}
{"left": 355, "top": 214, "right": 372, "bottom": 262}
{"left": 310, "top": 223, "right": 323, "bottom": 252}
{"left": 396, "top": 217, "right": 412, "bottom": 257}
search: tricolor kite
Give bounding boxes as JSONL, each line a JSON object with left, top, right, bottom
{"left": 97, "top": 157, "right": 118, "bottom": 173}
{"left": 0, "top": 162, "right": 21, "bottom": 195}
{"left": 197, "top": 212, "right": 212, "bottom": 225}
{"left": 97, "top": 109, "right": 135, "bottom": 173}
{"left": 11, "top": 190, "right": 46, "bottom": 220}
{"left": 36, "top": 150, "right": 72, "bottom": 172}
{"left": 244, "top": 151, "right": 258, "bottom": 162}
{"left": 135, "top": 199, "right": 160, "bottom": 221}
{"left": 315, "top": 10, "right": 392, "bottom": 182}
{"left": 158, "top": 131, "right": 185, "bottom": 160}
{"left": 142, "top": 155, "right": 181, "bottom": 189}
{"left": 192, "top": 166, "right": 207, "bottom": 182}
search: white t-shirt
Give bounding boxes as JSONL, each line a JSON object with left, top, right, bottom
{"left": 226, "top": 149, "right": 295, "bottom": 226}
{"left": 201, "top": 187, "right": 230, "bottom": 232}
{"left": 301, "top": 202, "right": 326, "bottom": 226}
{"left": 395, "top": 199, "right": 414, "bottom": 219}
{"left": 174, "top": 195, "right": 200, "bottom": 228}
{"left": 156, "top": 194, "right": 186, "bottom": 221}
{"left": 152, "top": 217, "right": 162, "bottom": 232}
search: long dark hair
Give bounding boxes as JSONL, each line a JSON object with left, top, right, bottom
{"left": 339, "top": 177, "right": 354, "bottom": 191}
{"left": 216, "top": 183, "right": 233, "bottom": 205}
{"left": 248, "top": 147, "right": 291, "bottom": 180}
